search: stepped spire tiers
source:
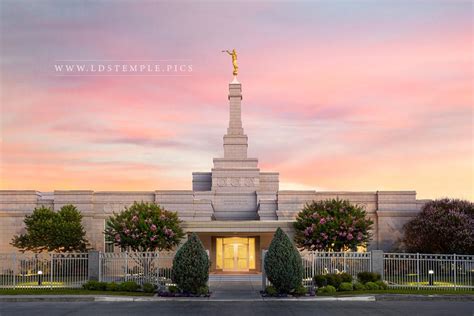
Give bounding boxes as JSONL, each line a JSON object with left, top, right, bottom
{"left": 224, "top": 82, "right": 247, "bottom": 159}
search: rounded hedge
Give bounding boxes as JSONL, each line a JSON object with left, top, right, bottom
{"left": 317, "top": 285, "right": 336, "bottom": 294}
{"left": 357, "top": 271, "right": 381, "bottom": 284}
{"left": 264, "top": 228, "right": 303, "bottom": 294}
{"left": 171, "top": 233, "right": 209, "bottom": 294}
{"left": 339, "top": 282, "right": 353, "bottom": 291}
{"left": 375, "top": 280, "right": 388, "bottom": 290}
{"left": 364, "top": 282, "right": 379, "bottom": 290}
{"left": 353, "top": 282, "right": 366, "bottom": 291}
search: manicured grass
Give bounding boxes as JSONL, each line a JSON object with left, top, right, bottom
{"left": 317, "top": 289, "right": 474, "bottom": 296}
{"left": 0, "top": 288, "right": 154, "bottom": 296}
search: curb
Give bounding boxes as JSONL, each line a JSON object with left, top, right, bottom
{"left": 0, "top": 296, "right": 95, "bottom": 302}
{"left": 0, "top": 295, "right": 376, "bottom": 303}
{"left": 1, "top": 294, "right": 472, "bottom": 303}
{"left": 374, "top": 294, "right": 474, "bottom": 302}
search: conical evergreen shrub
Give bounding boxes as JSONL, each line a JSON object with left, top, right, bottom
{"left": 264, "top": 228, "right": 303, "bottom": 293}
{"left": 171, "top": 233, "right": 209, "bottom": 294}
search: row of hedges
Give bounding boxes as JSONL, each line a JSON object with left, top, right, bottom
{"left": 315, "top": 272, "right": 388, "bottom": 293}
{"left": 82, "top": 280, "right": 156, "bottom": 293}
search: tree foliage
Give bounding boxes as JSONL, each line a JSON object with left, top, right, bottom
{"left": 104, "top": 201, "right": 184, "bottom": 252}
{"left": 294, "top": 199, "right": 373, "bottom": 251}
{"left": 11, "top": 204, "right": 88, "bottom": 253}
{"left": 171, "top": 233, "right": 209, "bottom": 294}
{"left": 264, "top": 228, "right": 303, "bottom": 293}
{"left": 402, "top": 198, "right": 474, "bottom": 254}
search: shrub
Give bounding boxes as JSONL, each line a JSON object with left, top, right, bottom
{"left": 325, "top": 273, "right": 342, "bottom": 289}
{"left": 314, "top": 274, "right": 328, "bottom": 288}
{"left": 264, "top": 228, "right": 303, "bottom": 294}
{"left": 338, "top": 282, "right": 353, "bottom": 291}
{"left": 353, "top": 282, "right": 365, "bottom": 291}
{"left": 294, "top": 199, "right": 373, "bottom": 251}
{"left": 375, "top": 280, "right": 388, "bottom": 290}
{"left": 402, "top": 199, "right": 474, "bottom": 254}
{"left": 106, "top": 282, "right": 120, "bottom": 291}
{"left": 142, "top": 283, "right": 156, "bottom": 293}
{"left": 339, "top": 272, "right": 352, "bottom": 283}
{"left": 168, "top": 285, "right": 179, "bottom": 293}
{"left": 104, "top": 201, "right": 184, "bottom": 252}
{"left": 364, "top": 282, "right": 379, "bottom": 290}
{"left": 196, "top": 286, "right": 209, "bottom": 296}
{"left": 357, "top": 272, "right": 381, "bottom": 284}
{"left": 317, "top": 285, "right": 337, "bottom": 294}
{"left": 266, "top": 285, "right": 278, "bottom": 296}
{"left": 171, "top": 233, "right": 209, "bottom": 294}
{"left": 119, "top": 281, "right": 140, "bottom": 292}
{"left": 293, "top": 285, "right": 307, "bottom": 296}
{"left": 82, "top": 280, "right": 107, "bottom": 291}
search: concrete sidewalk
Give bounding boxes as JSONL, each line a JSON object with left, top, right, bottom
{"left": 1, "top": 294, "right": 473, "bottom": 303}
{"left": 0, "top": 294, "right": 376, "bottom": 302}
{"left": 209, "top": 276, "right": 261, "bottom": 300}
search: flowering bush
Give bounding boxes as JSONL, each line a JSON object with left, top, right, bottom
{"left": 402, "top": 199, "right": 474, "bottom": 254}
{"left": 294, "top": 199, "right": 373, "bottom": 251}
{"left": 104, "top": 201, "right": 184, "bottom": 252}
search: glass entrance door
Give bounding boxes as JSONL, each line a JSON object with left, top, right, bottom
{"left": 216, "top": 237, "right": 255, "bottom": 272}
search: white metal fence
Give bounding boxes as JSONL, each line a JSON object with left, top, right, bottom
{"left": 264, "top": 251, "right": 372, "bottom": 289}
{"left": 2, "top": 251, "right": 473, "bottom": 291}
{"left": 99, "top": 251, "right": 175, "bottom": 289}
{"left": 0, "top": 253, "right": 88, "bottom": 289}
{"left": 384, "top": 253, "right": 474, "bottom": 290}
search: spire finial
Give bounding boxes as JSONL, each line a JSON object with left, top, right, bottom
{"left": 222, "top": 49, "right": 239, "bottom": 77}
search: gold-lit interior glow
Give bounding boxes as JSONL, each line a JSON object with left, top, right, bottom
{"left": 216, "top": 237, "right": 255, "bottom": 271}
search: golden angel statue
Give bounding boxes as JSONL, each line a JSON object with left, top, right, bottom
{"left": 222, "top": 49, "right": 238, "bottom": 76}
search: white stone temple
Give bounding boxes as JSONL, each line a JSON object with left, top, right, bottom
{"left": 0, "top": 77, "right": 428, "bottom": 273}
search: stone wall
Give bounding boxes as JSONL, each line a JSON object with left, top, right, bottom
{"left": 0, "top": 189, "right": 427, "bottom": 252}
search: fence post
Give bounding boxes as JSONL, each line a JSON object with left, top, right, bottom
{"left": 13, "top": 253, "right": 17, "bottom": 289}
{"left": 88, "top": 250, "right": 100, "bottom": 281}
{"left": 416, "top": 253, "right": 420, "bottom": 290}
{"left": 343, "top": 252, "right": 346, "bottom": 273}
{"left": 370, "top": 250, "right": 384, "bottom": 280}
{"left": 50, "top": 253, "right": 53, "bottom": 290}
{"left": 453, "top": 254, "right": 457, "bottom": 291}
{"left": 261, "top": 250, "right": 266, "bottom": 291}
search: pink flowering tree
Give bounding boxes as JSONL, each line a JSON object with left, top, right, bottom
{"left": 104, "top": 201, "right": 184, "bottom": 252}
{"left": 402, "top": 199, "right": 474, "bottom": 254}
{"left": 294, "top": 199, "right": 373, "bottom": 251}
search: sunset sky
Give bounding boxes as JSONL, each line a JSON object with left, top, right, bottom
{"left": 0, "top": 1, "right": 472, "bottom": 200}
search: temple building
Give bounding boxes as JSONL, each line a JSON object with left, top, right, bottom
{"left": 0, "top": 77, "right": 428, "bottom": 273}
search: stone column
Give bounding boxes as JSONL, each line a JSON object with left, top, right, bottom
{"left": 88, "top": 250, "right": 100, "bottom": 281}
{"left": 371, "top": 250, "right": 384, "bottom": 279}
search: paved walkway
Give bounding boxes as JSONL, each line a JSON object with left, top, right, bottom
{"left": 209, "top": 275, "right": 262, "bottom": 300}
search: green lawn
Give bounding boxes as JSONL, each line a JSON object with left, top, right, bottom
{"left": 318, "top": 289, "right": 474, "bottom": 296}
{"left": 0, "top": 288, "right": 154, "bottom": 296}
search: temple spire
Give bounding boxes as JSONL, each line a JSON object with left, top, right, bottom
{"left": 223, "top": 81, "right": 248, "bottom": 159}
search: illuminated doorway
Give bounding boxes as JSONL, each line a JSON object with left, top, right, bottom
{"left": 216, "top": 237, "right": 255, "bottom": 272}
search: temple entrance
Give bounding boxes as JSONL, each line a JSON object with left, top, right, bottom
{"left": 216, "top": 237, "right": 256, "bottom": 272}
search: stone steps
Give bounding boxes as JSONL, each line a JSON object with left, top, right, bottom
{"left": 209, "top": 274, "right": 262, "bottom": 282}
